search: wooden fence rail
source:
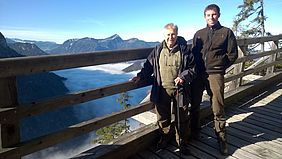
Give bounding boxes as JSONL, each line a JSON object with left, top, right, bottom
{"left": 0, "top": 34, "right": 281, "bottom": 159}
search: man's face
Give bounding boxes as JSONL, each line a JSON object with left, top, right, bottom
{"left": 164, "top": 28, "right": 177, "bottom": 48}
{"left": 205, "top": 9, "right": 220, "bottom": 27}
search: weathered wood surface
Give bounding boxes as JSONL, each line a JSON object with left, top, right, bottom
{"left": 0, "top": 102, "right": 154, "bottom": 159}
{"left": 0, "top": 77, "right": 20, "bottom": 152}
{"left": 72, "top": 72, "right": 282, "bottom": 159}
{"left": 224, "top": 60, "right": 281, "bottom": 83}
{"left": 72, "top": 123, "right": 159, "bottom": 159}
{"left": 131, "top": 81, "right": 282, "bottom": 159}
{"left": 0, "top": 80, "right": 152, "bottom": 123}
{"left": 0, "top": 48, "right": 280, "bottom": 124}
{"left": 0, "top": 48, "right": 153, "bottom": 78}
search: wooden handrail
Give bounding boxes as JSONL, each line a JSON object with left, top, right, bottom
{"left": 225, "top": 59, "right": 282, "bottom": 82}
{"left": 233, "top": 48, "right": 282, "bottom": 64}
{"left": 236, "top": 34, "right": 282, "bottom": 46}
{"left": 0, "top": 80, "right": 152, "bottom": 123}
{"left": 0, "top": 102, "right": 154, "bottom": 159}
{"left": 0, "top": 47, "right": 153, "bottom": 78}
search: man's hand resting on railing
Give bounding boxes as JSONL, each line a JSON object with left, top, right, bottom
{"left": 131, "top": 76, "right": 141, "bottom": 84}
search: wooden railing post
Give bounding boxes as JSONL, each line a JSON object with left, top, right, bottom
{"left": 0, "top": 77, "right": 20, "bottom": 152}
{"left": 266, "top": 41, "right": 279, "bottom": 74}
{"left": 229, "top": 46, "right": 246, "bottom": 90}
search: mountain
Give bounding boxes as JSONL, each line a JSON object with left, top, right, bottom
{"left": 0, "top": 32, "right": 23, "bottom": 58}
{"left": 0, "top": 32, "right": 71, "bottom": 141}
{"left": 48, "top": 34, "right": 159, "bottom": 54}
{"left": 8, "top": 42, "right": 48, "bottom": 56}
{"left": 7, "top": 38, "right": 60, "bottom": 52}
{"left": 0, "top": 32, "right": 69, "bottom": 105}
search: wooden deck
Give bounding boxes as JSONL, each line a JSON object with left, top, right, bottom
{"left": 130, "top": 82, "right": 282, "bottom": 159}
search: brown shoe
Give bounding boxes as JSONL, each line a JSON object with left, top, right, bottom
{"left": 217, "top": 132, "right": 228, "bottom": 156}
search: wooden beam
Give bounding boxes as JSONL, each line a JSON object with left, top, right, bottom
{"left": 0, "top": 47, "right": 153, "bottom": 78}
{"left": 0, "top": 102, "right": 154, "bottom": 159}
{"left": 0, "top": 80, "right": 152, "bottom": 123}
{"left": 71, "top": 123, "right": 159, "bottom": 159}
{"left": 229, "top": 46, "right": 245, "bottom": 90}
{"left": 266, "top": 41, "right": 279, "bottom": 74}
{"left": 233, "top": 49, "right": 282, "bottom": 64}
{"left": 236, "top": 34, "right": 282, "bottom": 46}
{"left": 0, "top": 77, "right": 20, "bottom": 159}
{"left": 225, "top": 60, "right": 282, "bottom": 83}
{"left": 200, "top": 70, "right": 282, "bottom": 123}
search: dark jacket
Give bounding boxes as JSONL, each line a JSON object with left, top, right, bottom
{"left": 192, "top": 22, "right": 238, "bottom": 75}
{"left": 137, "top": 36, "right": 196, "bottom": 104}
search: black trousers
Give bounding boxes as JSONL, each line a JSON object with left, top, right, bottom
{"left": 190, "top": 74, "right": 226, "bottom": 134}
{"left": 155, "top": 87, "right": 190, "bottom": 145}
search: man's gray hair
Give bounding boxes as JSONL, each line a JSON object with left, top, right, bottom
{"left": 164, "top": 23, "right": 178, "bottom": 33}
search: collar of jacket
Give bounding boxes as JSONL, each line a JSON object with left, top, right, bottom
{"left": 206, "top": 21, "right": 222, "bottom": 31}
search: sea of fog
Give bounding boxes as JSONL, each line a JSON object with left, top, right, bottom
{"left": 55, "top": 63, "right": 148, "bottom": 121}
{"left": 24, "top": 63, "right": 150, "bottom": 159}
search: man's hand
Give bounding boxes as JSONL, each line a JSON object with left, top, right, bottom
{"left": 131, "top": 76, "right": 141, "bottom": 84}
{"left": 174, "top": 77, "right": 184, "bottom": 86}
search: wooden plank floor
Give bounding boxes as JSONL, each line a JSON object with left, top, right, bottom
{"left": 131, "top": 82, "right": 282, "bottom": 159}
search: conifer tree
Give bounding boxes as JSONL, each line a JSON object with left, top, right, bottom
{"left": 232, "top": 0, "right": 270, "bottom": 38}
{"left": 93, "top": 92, "right": 131, "bottom": 144}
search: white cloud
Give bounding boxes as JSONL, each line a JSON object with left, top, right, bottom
{"left": 78, "top": 63, "right": 132, "bottom": 74}
{"left": 1, "top": 27, "right": 67, "bottom": 43}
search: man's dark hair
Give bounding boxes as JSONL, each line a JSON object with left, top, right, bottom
{"left": 204, "top": 4, "right": 220, "bottom": 15}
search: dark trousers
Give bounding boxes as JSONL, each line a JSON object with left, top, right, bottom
{"left": 208, "top": 74, "right": 226, "bottom": 133}
{"left": 191, "top": 74, "right": 226, "bottom": 134}
{"left": 190, "top": 76, "right": 205, "bottom": 133}
{"left": 155, "top": 87, "right": 190, "bottom": 145}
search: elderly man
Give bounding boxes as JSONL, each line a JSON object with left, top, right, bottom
{"left": 132, "top": 23, "right": 196, "bottom": 154}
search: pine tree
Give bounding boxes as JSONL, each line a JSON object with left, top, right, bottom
{"left": 232, "top": 0, "right": 270, "bottom": 38}
{"left": 93, "top": 92, "right": 131, "bottom": 144}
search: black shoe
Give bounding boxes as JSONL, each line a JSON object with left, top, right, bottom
{"left": 180, "top": 144, "right": 191, "bottom": 156}
{"left": 190, "top": 131, "right": 200, "bottom": 140}
{"left": 217, "top": 133, "right": 228, "bottom": 156}
{"left": 156, "top": 137, "right": 169, "bottom": 150}
{"left": 190, "top": 127, "right": 201, "bottom": 140}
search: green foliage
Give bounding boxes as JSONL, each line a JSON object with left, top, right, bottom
{"left": 117, "top": 92, "right": 132, "bottom": 109}
{"left": 93, "top": 92, "right": 132, "bottom": 144}
{"left": 232, "top": 0, "right": 270, "bottom": 38}
{"left": 93, "top": 122, "right": 130, "bottom": 144}
{"left": 244, "top": 60, "right": 255, "bottom": 68}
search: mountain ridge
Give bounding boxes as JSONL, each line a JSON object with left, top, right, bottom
{"left": 47, "top": 34, "right": 159, "bottom": 54}
{"left": 7, "top": 34, "right": 160, "bottom": 54}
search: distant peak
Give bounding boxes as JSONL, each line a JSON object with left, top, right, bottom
{"left": 128, "top": 38, "right": 138, "bottom": 40}
{"left": 106, "top": 34, "right": 122, "bottom": 40}
{"left": 0, "top": 32, "right": 8, "bottom": 47}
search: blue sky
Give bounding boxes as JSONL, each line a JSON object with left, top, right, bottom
{"left": 1, "top": 0, "right": 281, "bottom": 44}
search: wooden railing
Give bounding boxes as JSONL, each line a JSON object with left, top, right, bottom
{"left": 0, "top": 34, "right": 282, "bottom": 159}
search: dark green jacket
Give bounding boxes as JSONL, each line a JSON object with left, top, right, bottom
{"left": 192, "top": 22, "right": 238, "bottom": 75}
{"left": 137, "top": 36, "right": 196, "bottom": 104}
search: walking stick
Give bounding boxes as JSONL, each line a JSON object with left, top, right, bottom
{"left": 176, "top": 84, "right": 182, "bottom": 157}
